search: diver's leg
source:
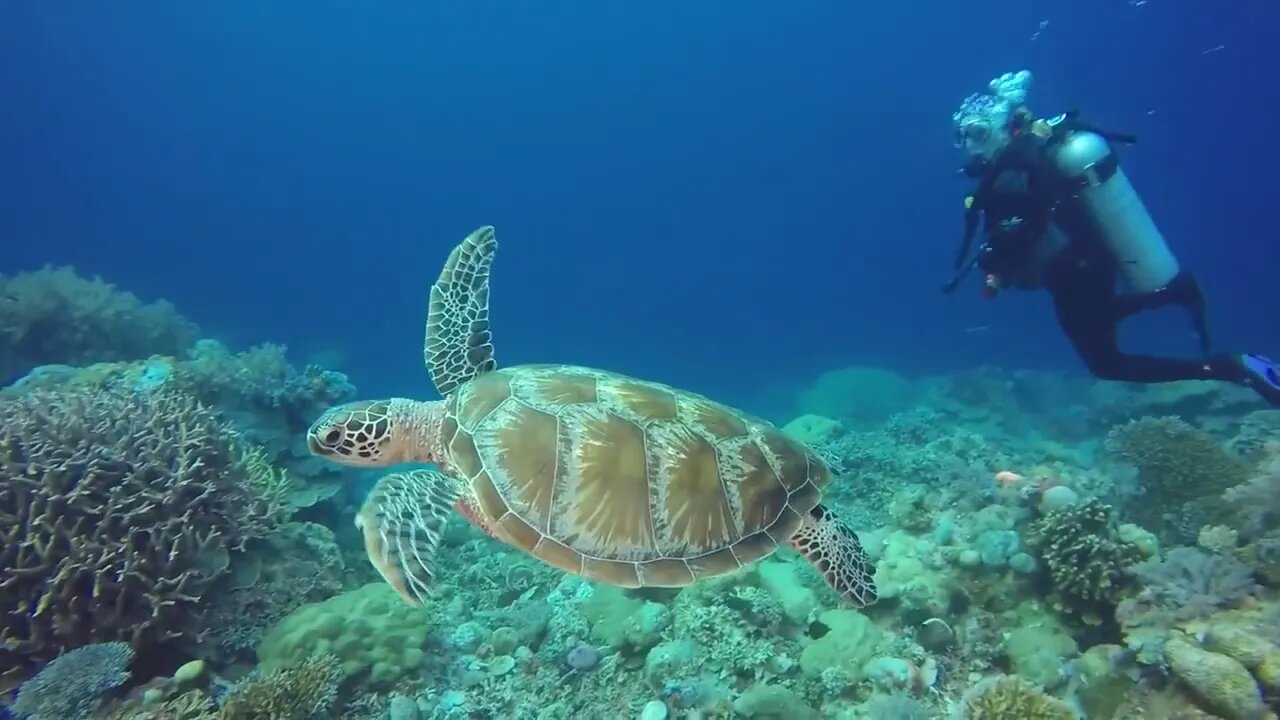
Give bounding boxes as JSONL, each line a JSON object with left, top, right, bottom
{"left": 1051, "top": 271, "right": 1223, "bottom": 384}
{"left": 1114, "top": 270, "right": 1212, "bottom": 356}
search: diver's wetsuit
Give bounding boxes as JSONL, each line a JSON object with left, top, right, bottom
{"left": 1041, "top": 240, "right": 1243, "bottom": 384}
{"left": 961, "top": 131, "right": 1253, "bottom": 388}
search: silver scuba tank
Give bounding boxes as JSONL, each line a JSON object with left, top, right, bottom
{"left": 1049, "top": 129, "right": 1180, "bottom": 294}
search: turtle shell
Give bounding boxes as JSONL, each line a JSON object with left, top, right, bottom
{"left": 440, "top": 364, "right": 830, "bottom": 588}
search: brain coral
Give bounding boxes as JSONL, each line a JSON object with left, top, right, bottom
{"left": 0, "top": 382, "right": 288, "bottom": 688}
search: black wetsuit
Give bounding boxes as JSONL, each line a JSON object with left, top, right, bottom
{"left": 956, "top": 131, "right": 1250, "bottom": 386}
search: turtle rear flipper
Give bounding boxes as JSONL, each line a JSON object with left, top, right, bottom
{"left": 426, "top": 225, "right": 499, "bottom": 397}
{"left": 356, "top": 469, "right": 460, "bottom": 606}
{"left": 789, "top": 504, "right": 878, "bottom": 607}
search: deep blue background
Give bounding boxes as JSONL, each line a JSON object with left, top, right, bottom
{"left": 1, "top": 2, "right": 1274, "bottom": 415}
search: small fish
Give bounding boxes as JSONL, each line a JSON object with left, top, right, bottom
{"left": 963, "top": 325, "right": 992, "bottom": 334}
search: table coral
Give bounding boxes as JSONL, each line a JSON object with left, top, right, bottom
{"left": 11, "top": 641, "right": 134, "bottom": 720}
{"left": 0, "top": 383, "right": 286, "bottom": 688}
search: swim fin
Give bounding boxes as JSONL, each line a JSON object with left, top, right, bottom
{"left": 1238, "top": 354, "right": 1280, "bottom": 408}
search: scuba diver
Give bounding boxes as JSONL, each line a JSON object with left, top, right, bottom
{"left": 942, "top": 70, "right": 1280, "bottom": 407}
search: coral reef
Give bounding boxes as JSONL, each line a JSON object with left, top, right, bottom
{"left": 795, "top": 365, "right": 918, "bottom": 428}
{"left": 91, "top": 656, "right": 342, "bottom": 720}
{"left": 1119, "top": 547, "right": 1259, "bottom": 629}
{"left": 217, "top": 655, "right": 343, "bottom": 720}
{"left": 1224, "top": 462, "right": 1280, "bottom": 540}
{"left": 8, "top": 274, "right": 1280, "bottom": 720}
{"left": 192, "top": 521, "right": 350, "bottom": 665}
{"left": 1105, "top": 415, "right": 1254, "bottom": 542}
{"left": 1, "top": 342, "right": 358, "bottom": 525}
{"left": 0, "top": 265, "right": 198, "bottom": 382}
{"left": 0, "top": 382, "right": 287, "bottom": 688}
{"left": 956, "top": 674, "right": 1075, "bottom": 719}
{"left": 256, "top": 583, "right": 428, "bottom": 690}
{"left": 1165, "top": 635, "right": 1271, "bottom": 720}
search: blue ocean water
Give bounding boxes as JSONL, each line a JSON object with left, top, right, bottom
{"left": 2, "top": 2, "right": 1273, "bottom": 416}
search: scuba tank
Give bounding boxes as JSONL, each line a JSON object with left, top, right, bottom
{"left": 1045, "top": 116, "right": 1180, "bottom": 294}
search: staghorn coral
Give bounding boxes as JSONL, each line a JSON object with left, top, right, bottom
{"left": 0, "top": 265, "right": 198, "bottom": 382}
{"left": 0, "top": 382, "right": 286, "bottom": 688}
{"left": 1026, "top": 497, "right": 1142, "bottom": 621}
{"left": 1105, "top": 415, "right": 1253, "bottom": 542}
{"left": 11, "top": 642, "right": 134, "bottom": 720}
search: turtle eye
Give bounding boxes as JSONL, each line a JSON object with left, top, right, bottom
{"left": 323, "top": 428, "right": 343, "bottom": 445}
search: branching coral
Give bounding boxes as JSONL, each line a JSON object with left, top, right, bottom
{"left": 0, "top": 382, "right": 286, "bottom": 688}
{"left": 0, "top": 265, "right": 198, "bottom": 381}
{"left": 957, "top": 675, "right": 1075, "bottom": 720}
{"left": 1105, "top": 415, "right": 1253, "bottom": 541}
{"left": 217, "top": 654, "right": 343, "bottom": 720}
{"left": 1026, "top": 498, "right": 1142, "bottom": 621}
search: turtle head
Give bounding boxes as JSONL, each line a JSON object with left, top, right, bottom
{"left": 307, "top": 398, "right": 442, "bottom": 467}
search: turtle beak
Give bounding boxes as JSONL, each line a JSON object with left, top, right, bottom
{"left": 307, "top": 433, "right": 325, "bottom": 456}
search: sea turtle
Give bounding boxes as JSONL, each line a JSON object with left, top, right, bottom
{"left": 306, "top": 226, "right": 878, "bottom": 608}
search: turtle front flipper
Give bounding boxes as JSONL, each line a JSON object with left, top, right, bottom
{"left": 356, "top": 468, "right": 461, "bottom": 606}
{"left": 425, "top": 225, "right": 499, "bottom": 397}
{"left": 789, "top": 504, "right": 878, "bottom": 607}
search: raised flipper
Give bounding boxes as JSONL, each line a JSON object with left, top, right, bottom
{"left": 425, "top": 226, "right": 499, "bottom": 397}
{"left": 789, "top": 504, "right": 878, "bottom": 607}
{"left": 355, "top": 469, "right": 461, "bottom": 606}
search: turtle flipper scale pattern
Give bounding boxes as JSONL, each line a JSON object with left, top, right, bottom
{"left": 426, "top": 226, "right": 498, "bottom": 397}
{"left": 788, "top": 504, "right": 878, "bottom": 607}
{"left": 356, "top": 468, "right": 460, "bottom": 607}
